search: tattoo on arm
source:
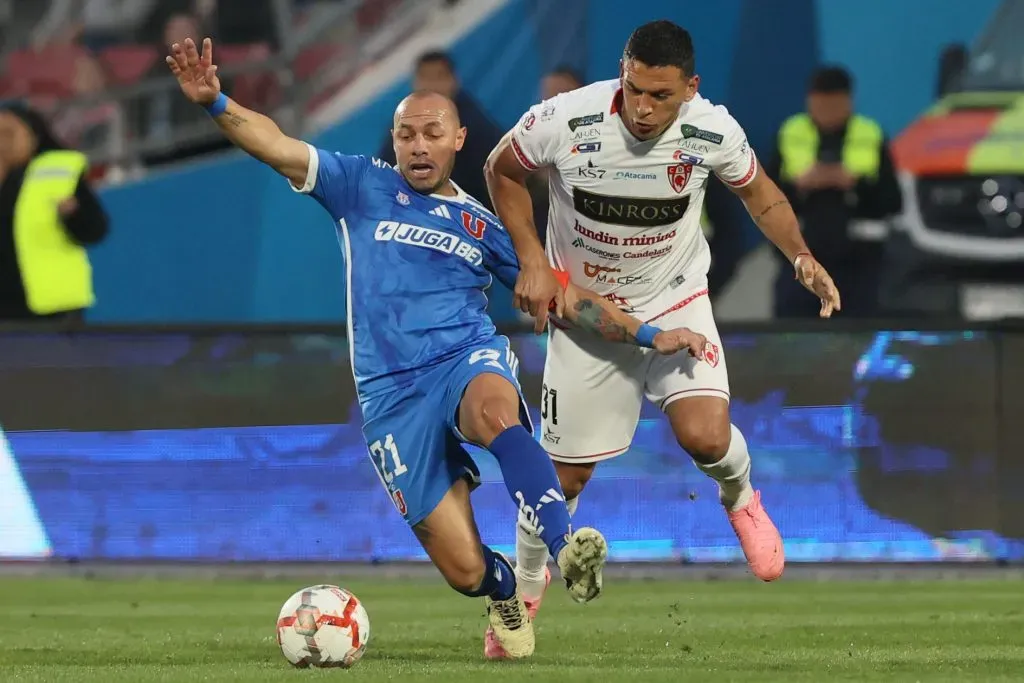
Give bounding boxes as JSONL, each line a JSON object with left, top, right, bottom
{"left": 220, "top": 112, "right": 247, "bottom": 128}
{"left": 572, "top": 298, "right": 638, "bottom": 345}
{"left": 753, "top": 199, "right": 789, "bottom": 224}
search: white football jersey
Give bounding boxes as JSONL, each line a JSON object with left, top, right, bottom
{"left": 510, "top": 79, "right": 757, "bottom": 318}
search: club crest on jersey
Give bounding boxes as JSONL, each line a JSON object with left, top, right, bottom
{"left": 521, "top": 112, "right": 536, "bottom": 131}
{"left": 460, "top": 210, "right": 487, "bottom": 239}
{"left": 396, "top": 191, "right": 410, "bottom": 205}
{"left": 703, "top": 341, "right": 721, "bottom": 367}
{"left": 667, "top": 163, "right": 692, "bottom": 194}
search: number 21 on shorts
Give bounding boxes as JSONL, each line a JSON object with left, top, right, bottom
{"left": 468, "top": 346, "right": 519, "bottom": 376}
{"left": 369, "top": 434, "right": 408, "bottom": 515}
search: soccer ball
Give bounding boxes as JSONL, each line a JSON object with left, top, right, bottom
{"left": 276, "top": 584, "right": 370, "bottom": 668}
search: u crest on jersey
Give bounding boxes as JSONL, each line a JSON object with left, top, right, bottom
{"left": 460, "top": 211, "right": 487, "bottom": 239}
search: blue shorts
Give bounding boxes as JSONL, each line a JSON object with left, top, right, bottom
{"left": 360, "top": 336, "right": 532, "bottom": 527}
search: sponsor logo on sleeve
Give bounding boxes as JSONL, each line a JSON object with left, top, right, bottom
{"left": 680, "top": 124, "right": 724, "bottom": 145}
{"left": 568, "top": 113, "right": 604, "bottom": 132}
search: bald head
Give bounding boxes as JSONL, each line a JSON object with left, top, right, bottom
{"left": 391, "top": 89, "right": 466, "bottom": 196}
{"left": 394, "top": 90, "right": 461, "bottom": 127}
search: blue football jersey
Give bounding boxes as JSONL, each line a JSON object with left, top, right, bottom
{"left": 291, "top": 144, "right": 522, "bottom": 397}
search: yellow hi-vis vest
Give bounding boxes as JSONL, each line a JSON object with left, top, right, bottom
{"left": 14, "top": 150, "right": 95, "bottom": 314}
{"left": 778, "top": 113, "right": 883, "bottom": 182}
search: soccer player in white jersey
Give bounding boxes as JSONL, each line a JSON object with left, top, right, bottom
{"left": 481, "top": 20, "right": 842, "bottom": 658}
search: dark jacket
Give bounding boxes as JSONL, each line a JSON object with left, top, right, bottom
{"left": 0, "top": 106, "right": 109, "bottom": 320}
{"left": 376, "top": 91, "right": 502, "bottom": 210}
{"left": 765, "top": 122, "right": 903, "bottom": 266}
{"left": 766, "top": 118, "right": 903, "bottom": 317}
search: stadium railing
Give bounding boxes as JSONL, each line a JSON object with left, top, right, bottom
{"left": 4, "top": 0, "right": 440, "bottom": 176}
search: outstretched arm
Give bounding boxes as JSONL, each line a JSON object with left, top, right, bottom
{"left": 165, "top": 37, "right": 309, "bottom": 188}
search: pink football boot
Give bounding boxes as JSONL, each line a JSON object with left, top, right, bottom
{"left": 727, "top": 490, "right": 785, "bottom": 581}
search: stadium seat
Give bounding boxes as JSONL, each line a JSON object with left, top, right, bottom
{"left": 4, "top": 45, "right": 88, "bottom": 99}
{"left": 356, "top": 0, "right": 402, "bottom": 29}
{"left": 291, "top": 42, "right": 354, "bottom": 113}
{"left": 217, "top": 43, "right": 278, "bottom": 108}
{"left": 0, "top": 73, "right": 27, "bottom": 100}
{"left": 292, "top": 43, "right": 349, "bottom": 82}
{"left": 216, "top": 42, "right": 273, "bottom": 66}
{"left": 98, "top": 45, "right": 159, "bottom": 86}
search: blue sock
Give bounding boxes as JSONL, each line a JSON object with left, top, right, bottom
{"left": 454, "top": 546, "right": 517, "bottom": 601}
{"left": 488, "top": 426, "right": 570, "bottom": 561}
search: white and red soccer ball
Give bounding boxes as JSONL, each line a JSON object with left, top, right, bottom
{"left": 276, "top": 584, "right": 370, "bottom": 668}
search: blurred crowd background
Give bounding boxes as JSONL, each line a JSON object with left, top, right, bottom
{"left": 0, "top": 0, "right": 1020, "bottom": 325}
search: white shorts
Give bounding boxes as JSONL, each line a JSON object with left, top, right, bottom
{"left": 540, "top": 287, "right": 729, "bottom": 463}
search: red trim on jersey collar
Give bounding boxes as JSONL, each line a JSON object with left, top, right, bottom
{"left": 610, "top": 88, "right": 623, "bottom": 115}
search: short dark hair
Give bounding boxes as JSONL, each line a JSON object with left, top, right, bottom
{"left": 623, "top": 20, "right": 695, "bottom": 76}
{"left": 549, "top": 65, "right": 584, "bottom": 86}
{"left": 415, "top": 50, "right": 455, "bottom": 74}
{"left": 809, "top": 66, "right": 853, "bottom": 94}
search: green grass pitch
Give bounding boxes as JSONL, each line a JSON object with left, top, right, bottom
{"left": 1, "top": 576, "right": 1022, "bottom": 681}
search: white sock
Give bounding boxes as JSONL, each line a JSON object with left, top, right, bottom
{"left": 515, "top": 496, "right": 579, "bottom": 599}
{"left": 694, "top": 424, "right": 753, "bottom": 512}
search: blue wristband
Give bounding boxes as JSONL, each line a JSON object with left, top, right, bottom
{"left": 635, "top": 323, "right": 660, "bottom": 348}
{"left": 205, "top": 92, "right": 228, "bottom": 117}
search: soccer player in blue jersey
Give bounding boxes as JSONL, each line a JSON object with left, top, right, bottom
{"left": 167, "top": 38, "right": 710, "bottom": 658}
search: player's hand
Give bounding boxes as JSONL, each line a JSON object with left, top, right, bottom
{"left": 793, "top": 253, "right": 842, "bottom": 318}
{"left": 165, "top": 37, "right": 221, "bottom": 106}
{"left": 652, "top": 327, "right": 708, "bottom": 358}
{"left": 515, "top": 262, "right": 565, "bottom": 335}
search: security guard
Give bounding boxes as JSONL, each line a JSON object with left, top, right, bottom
{"left": 766, "top": 66, "right": 902, "bottom": 318}
{"left": 0, "top": 104, "right": 108, "bottom": 322}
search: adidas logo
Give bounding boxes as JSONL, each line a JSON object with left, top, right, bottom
{"left": 428, "top": 205, "right": 452, "bottom": 219}
{"left": 537, "top": 488, "right": 565, "bottom": 509}
{"left": 572, "top": 238, "right": 584, "bottom": 248}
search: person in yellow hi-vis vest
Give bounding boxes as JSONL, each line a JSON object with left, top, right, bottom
{"left": 765, "top": 66, "right": 901, "bottom": 318}
{"left": 0, "top": 104, "right": 108, "bottom": 322}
